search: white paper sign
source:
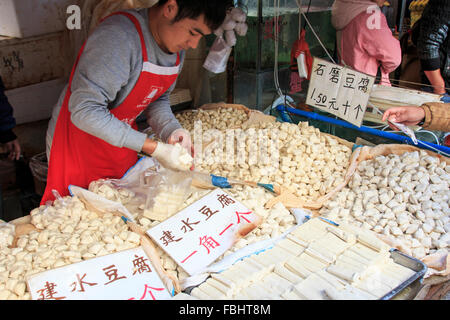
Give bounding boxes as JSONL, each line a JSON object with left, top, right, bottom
{"left": 147, "top": 189, "right": 260, "bottom": 276}
{"left": 306, "top": 57, "right": 375, "bottom": 127}
{"left": 27, "top": 247, "right": 172, "bottom": 300}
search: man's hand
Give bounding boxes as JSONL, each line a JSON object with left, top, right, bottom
{"left": 382, "top": 106, "right": 425, "bottom": 130}
{"left": 5, "top": 139, "right": 21, "bottom": 161}
{"left": 168, "top": 128, "right": 193, "bottom": 156}
{"left": 150, "top": 141, "right": 193, "bottom": 172}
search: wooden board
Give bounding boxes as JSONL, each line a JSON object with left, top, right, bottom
{"left": 0, "top": 32, "right": 66, "bottom": 90}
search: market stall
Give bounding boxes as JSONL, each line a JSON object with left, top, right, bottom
{"left": 0, "top": 0, "right": 448, "bottom": 302}
{"left": 1, "top": 102, "right": 448, "bottom": 300}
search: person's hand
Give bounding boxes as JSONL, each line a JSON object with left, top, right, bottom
{"left": 382, "top": 106, "right": 425, "bottom": 130}
{"left": 5, "top": 139, "right": 21, "bottom": 161}
{"left": 167, "top": 128, "right": 194, "bottom": 156}
{"left": 150, "top": 142, "right": 193, "bottom": 172}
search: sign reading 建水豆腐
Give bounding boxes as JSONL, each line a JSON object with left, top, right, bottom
{"left": 146, "top": 189, "right": 261, "bottom": 276}
{"left": 26, "top": 247, "right": 172, "bottom": 300}
{"left": 306, "top": 57, "right": 375, "bottom": 127}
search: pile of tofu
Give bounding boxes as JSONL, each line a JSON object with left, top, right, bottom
{"left": 176, "top": 218, "right": 416, "bottom": 300}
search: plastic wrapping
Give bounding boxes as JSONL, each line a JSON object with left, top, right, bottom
{"left": 142, "top": 167, "right": 193, "bottom": 222}
{"left": 234, "top": 22, "right": 248, "bottom": 36}
{"left": 224, "top": 30, "right": 237, "bottom": 47}
{"left": 88, "top": 157, "right": 193, "bottom": 222}
{"left": 203, "top": 36, "right": 232, "bottom": 74}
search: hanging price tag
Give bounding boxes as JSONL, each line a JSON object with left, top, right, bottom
{"left": 306, "top": 57, "right": 375, "bottom": 127}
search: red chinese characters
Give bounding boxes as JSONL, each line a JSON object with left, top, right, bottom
{"left": 103, "top": 265, "right": 127, "bottom": 285}
{"left": 36, "top": 282, "right": 66, "bottom": 300}
{"left": 70, "top": 273, "right": 98, "bottom": 292}
{"left": 128, "top": 284, "right": 165, "bottom": 300}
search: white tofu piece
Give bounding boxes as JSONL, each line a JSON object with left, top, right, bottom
{"left": 315, "top": 270, "right": 347, "bottom": 290}
{"left": 190, "top": 287, "right": 211, "bottom": 300}
{"left": 274, "top": 238, "right": 305, "bottom": 256}
{"left": 262, "top": 273, "right": 294, "bottom": 296}
{"left": 268, "top": 244, "right": 297, "bottom": 262}
{"left": 206, "top": 277, "right": 234, "bottom": 298}
{"left": 326, "top": 264, "right": 360, "bottom": 283}
{"left": 281, "top": 288, "right": 307, "bottom": 300}
{"left": 304, "top": 247, "right": 334, "bottom": 265}
{"left": 245, "top": 256, "right": 272, "bottom": 275}
{"left": 210, "top": 272, "right": 237, "bottom": 290}
{"left": 292, "top": 275, "right": 328, "bottom": 300}
{"left": 326, "top": 226, "right": 356, "bottom": 244}
{"left": 354, "top": 276, "right": 392, "bottom": 298}
{"left": 297, "top": 252, "right": 328, "bottom": 272}
{"left": 341, "top": 285, "right": 378, "bottom": 300}
{"left": 335, "top": 256, "right": 367, "bottom": 272}
{"left": 309, "top": 244, "right": 337, "bottom": 259}
{"left": 384, "top": 262, "right": 416, "bottom": 283}
{"left": 242, "top": 283, "right": 268, "bottom": 300}
{"left": 197, "top": 282, "right": 226, "bottom": 299}
{"left": 285, "top": 257, "right": 313, "bottom": 278}
{"left": 286, "top": 233, "right": 308, "bottom": 248}
{"left": 274, "top": 264, "right": 304, "bottom": 284}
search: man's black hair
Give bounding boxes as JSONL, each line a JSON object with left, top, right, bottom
{"left": 157, "top": 0, "right": 234, "bottom": 31}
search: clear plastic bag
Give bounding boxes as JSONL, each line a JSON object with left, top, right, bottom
{"left": 142, "top": 166, "right": 193, "bottom": 222}
{"left": 203, "top": 36, "right": 232, "bottom": 74}
{"left": 88, "top": 157, "right": 193, "bottom": 222}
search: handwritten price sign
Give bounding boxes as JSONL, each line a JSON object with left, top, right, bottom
{"left": 27, "top": 247, "right": 172, "bottom": 300}
{"left": 306, "top": 57, "right": 375, "bottom": 127}
{"left": 147, "top": 189, "right": 261, "bottom": 276}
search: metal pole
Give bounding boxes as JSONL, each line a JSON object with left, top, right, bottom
{"left": 398, "top": 0, "right": 407, "bottom": 39}
{"left": 256, "top": 0, "right": 263, "bottom": 109}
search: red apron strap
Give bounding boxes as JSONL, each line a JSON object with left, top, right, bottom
{"left": 68, "top": 42, "right": 87, "bottom": 90}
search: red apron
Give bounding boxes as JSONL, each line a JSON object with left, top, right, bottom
{"left": 41, "top": 12, "right": 180, "bottom": 205}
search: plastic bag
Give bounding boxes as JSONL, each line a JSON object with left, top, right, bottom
{"left": 69, "top": 185, "right": 135, "bottom": 221}
{"left": 142, "top": 166, "right": 193, "bottom": 222}
{"left": 88, "top": 157, "right": 193, "bottom": 222}
{"left": 203, "top": 36, "right": 232, "bottom": 74}
{"left": 88, "top": 157, "right": 156, "bottom": 219}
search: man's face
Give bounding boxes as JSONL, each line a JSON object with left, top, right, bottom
{"left": 158, "top": 14, "right": 212, "bottom": 53}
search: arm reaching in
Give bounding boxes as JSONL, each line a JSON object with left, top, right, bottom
{"left": 382, "top": 106, "right": 425, "bottom": 130}
{"left": 383, "top": 103, "right": 450, "bottom": 132}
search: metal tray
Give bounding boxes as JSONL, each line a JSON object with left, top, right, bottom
{"left": 380, "top": 249, "right": 428, "bottom": 300}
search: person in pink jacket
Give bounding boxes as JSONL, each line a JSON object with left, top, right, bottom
{"left": 331, "top": 0, "right": 401, "bottom": 86}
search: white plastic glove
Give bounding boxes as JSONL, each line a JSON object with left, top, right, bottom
{"left": 151, "top": 142, "right": 193, "bottom": 171}
{"left": 167, "top": 128, "right": 192, "bottom": 155}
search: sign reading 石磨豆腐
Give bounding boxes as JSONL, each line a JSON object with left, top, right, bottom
{"left": 306, "top": 57, "right": 375, "bottom": 127}
{"left": 146, "top": 188, "right": 261, "bottom": 275}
